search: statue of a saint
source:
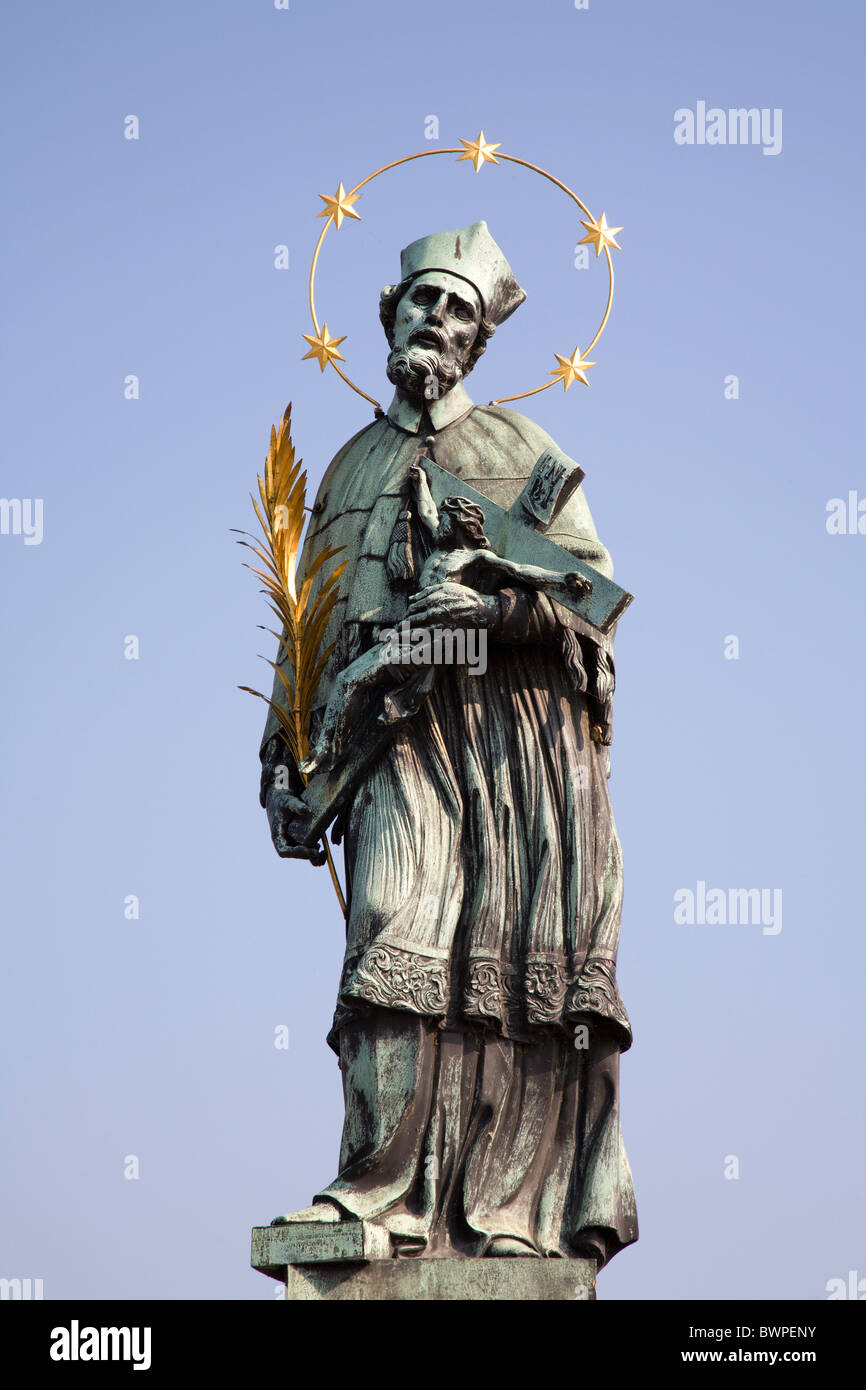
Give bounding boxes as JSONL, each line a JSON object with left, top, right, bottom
{"left": 259, "top": 222, "right": 637, "bottom": 1266}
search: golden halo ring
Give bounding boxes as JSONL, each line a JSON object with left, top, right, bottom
{"left": 304, "top": 138, "right": 620, "bottom": 411}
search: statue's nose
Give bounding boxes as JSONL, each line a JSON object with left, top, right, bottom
{"left": 426, "top": 293, "right": 447, "bottom": 325}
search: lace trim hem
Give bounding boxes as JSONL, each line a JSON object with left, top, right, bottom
{"left": 328, "top": 942, "right": 632, "bottom": 1053}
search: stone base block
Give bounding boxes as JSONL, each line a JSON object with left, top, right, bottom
{"left": 251, "top": 1224, "right": 596, "bottom": 1301}
{"left": 252, "top": 1220, "right": 390, "bottom": 1273}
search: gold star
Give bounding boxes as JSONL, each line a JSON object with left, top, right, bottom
{"left": 302, "top": 324, "right": 346, "bottom": 371}
{"left": 457, "top": 130, "right": 501, "bottom": 172}
{"left": 549, "top": 347, "right": 596, "bottom": 391}
{"left": 316, "top": 182, "right": 361, "bottom": 230}
{"left": 579, "top": 212, "right": 623, "bottom": 257}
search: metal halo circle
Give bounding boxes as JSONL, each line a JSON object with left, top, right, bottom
{"left": 306, "top": 142, "right": 618, "bottom": 411}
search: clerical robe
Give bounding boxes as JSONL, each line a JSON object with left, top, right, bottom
{"left": 260, "top": 382, "right": 638, "bottom": 1263}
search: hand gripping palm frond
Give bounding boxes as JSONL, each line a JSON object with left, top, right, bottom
{"left": 236, "top": 404, "right": 347, "bottom": 915}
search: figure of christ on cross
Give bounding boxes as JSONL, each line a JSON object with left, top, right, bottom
{"left": 299, "top": 455, "right": 591, "bottom": 777}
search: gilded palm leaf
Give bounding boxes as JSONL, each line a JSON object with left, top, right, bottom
{"left": 237, "top": 404, "right": 347, "bottom": 912}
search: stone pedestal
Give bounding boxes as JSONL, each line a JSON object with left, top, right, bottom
{"left": 251, "top": 1223, "right": 596, "bottom": 1301}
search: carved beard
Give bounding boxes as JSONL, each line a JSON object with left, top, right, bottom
{"left": 386, "top": 340, "right": 464, "bottom": 401}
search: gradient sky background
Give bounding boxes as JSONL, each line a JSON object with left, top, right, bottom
{"left": 2, "top": 0, "right": 864, "bottom": 1301}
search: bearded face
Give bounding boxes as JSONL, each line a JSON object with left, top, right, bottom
{"left": 386, "top": 272, "right": 482, "bottom": 401}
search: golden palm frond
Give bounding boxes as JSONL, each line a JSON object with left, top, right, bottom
{"left": 237, "top": 404, "right": 347, "bottom": 915}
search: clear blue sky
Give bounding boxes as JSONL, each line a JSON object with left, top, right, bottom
{"left": 1, "top": 0, "right": 864, "bottom": 1300}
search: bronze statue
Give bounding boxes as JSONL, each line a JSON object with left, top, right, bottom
{"left": 258, "top": 221, "right": 637, "bottom": 1269}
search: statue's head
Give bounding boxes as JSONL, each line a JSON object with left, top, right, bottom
{"left": 380, "top": 221, "right": 525, "bottom": 402}
{"left": 381, "top": 271, "right": 489, "bottom": 400}
{"left": 437, "top": 496, "right": 490, "bottom": 549}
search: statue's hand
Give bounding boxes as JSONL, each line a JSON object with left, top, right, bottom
{"left": 565, "top": 570, "right": 592, "bottom": 598}
{"left": 265, "top": 786, "right": 327, "bottom": 866}
{"left": 406, "top": 582, "right": 498, "bottom": 628}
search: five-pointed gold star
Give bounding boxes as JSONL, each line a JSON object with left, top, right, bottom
{"left": 579, "top": 212, "right": 623, "bottom": 257}
{"left": 549, "top": 347, "right": 596, "bottom": 391}
{"left": 317, "top": 182, "right": 361, "bottom": 229}
{"left": 457, "top": 130, "right": 501, "bottom": 172}
{"left": 302, "top": 324, "right": 346, "bottom": 371}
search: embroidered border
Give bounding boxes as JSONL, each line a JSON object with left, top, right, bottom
{"left": 331, "top": 943, "right": 632, "bottom": 1051}
{"left": 339, "top": 942, "right": 449, "bottom": 1016}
